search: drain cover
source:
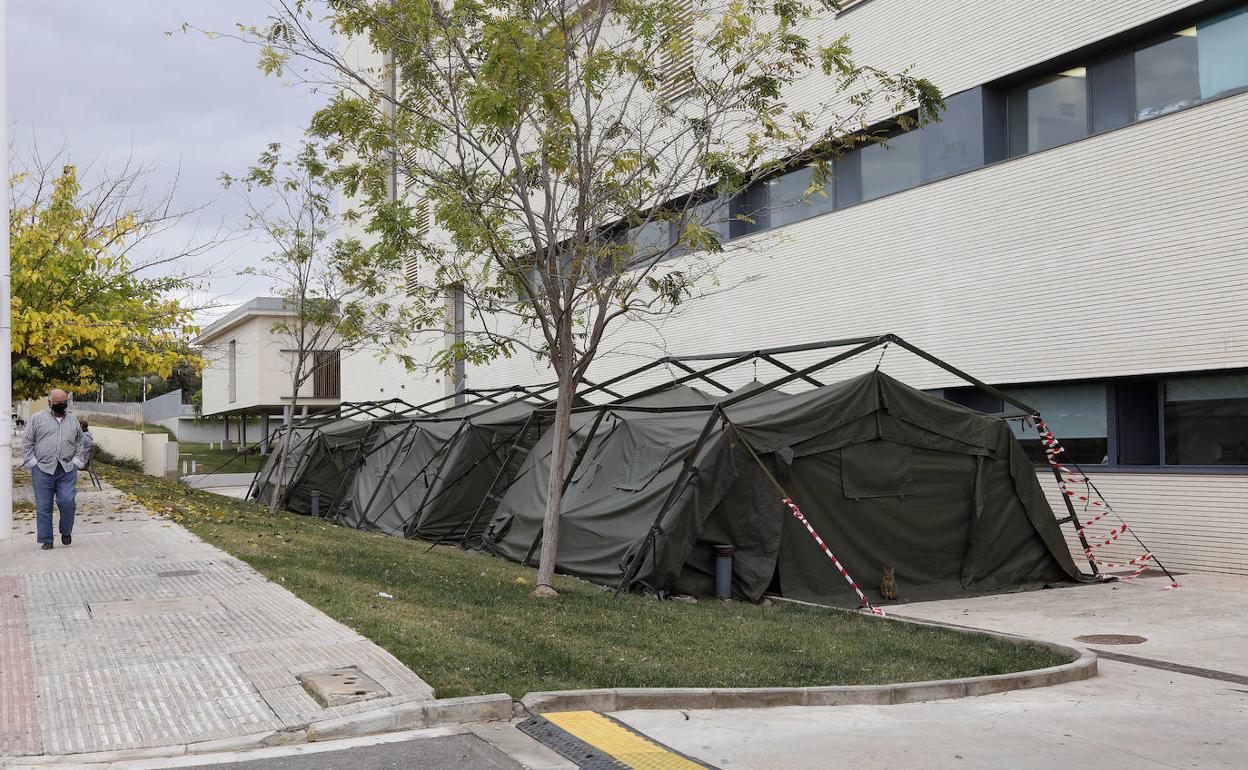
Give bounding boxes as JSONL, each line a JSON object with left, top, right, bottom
{"left": 1074, "top": 634, "right": 1148, "bottom": 645}
{"left": 298, "top": 666, "right": 389, "bottom": 707}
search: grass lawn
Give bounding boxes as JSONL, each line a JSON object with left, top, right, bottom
{"left": 99, "top": 464, "right": 1072, "bottom": 699}
{"left": 177, "top": 442, "right": 267, "bottom": 474}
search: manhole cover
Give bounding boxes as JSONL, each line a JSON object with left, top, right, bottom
{"left": 1074, "top": 634, "right": 1148, "bottom": 645}
{"left": 298, "top": 666, "right": 389, "bottom": 707}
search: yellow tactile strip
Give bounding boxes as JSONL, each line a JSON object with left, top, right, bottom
{"left": 542, "top": 710, "right": 713, "bottom": 770}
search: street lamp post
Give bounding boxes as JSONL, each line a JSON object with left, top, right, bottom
{"left": 1, "top": 0, "right": 13, "bottom": 541}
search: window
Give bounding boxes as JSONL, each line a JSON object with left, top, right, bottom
{"left": 676, "top": 196, "right": 731, "bottom": 249}
{"left": 729, "top": 181, "right": 769, "bottom": 238}
{"left": 1135, "top": 30, "right": 1200, "bottom": 119}
{"left": 627, "top": 219, "right": 673, "bottom": 261}
{"left": 765, "top": 166, "right": 834, "bottom": 227}
{"left": 1198, "top": 7, "right": 1248, "bottom": 99}
{"left": 860, "top": 130, "right": 922, "bottom": 201}
{"left": 1000, "top": 383, "right": 1108, "bottom": 465}
{"left": 1135, "top": 8, "right": 1248, "bottom": 120}
{"left": 1007, "top": 68, "right": 1089, "bottom": 156}
{"left": 920, "top": 89, "right": 986, "bottom": 181}
{"left": 313, "top": 351, "right": 341, "bottom": 400}
{"left": 228, "top": 340, "right": 237, "bottom": 404}
{"left": 1164, "top": 374, "right": 1248, "bottom": 465}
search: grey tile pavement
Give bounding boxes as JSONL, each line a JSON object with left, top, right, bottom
{"left": 0, "top": 479, "right": 436, "bottom": 759}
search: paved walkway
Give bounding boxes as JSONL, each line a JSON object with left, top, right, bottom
{"left": 611, "top": 573, "right": 1248, "bottom": 769}
{"left": 0, "top": 478, "right": 435, "bottom": 760}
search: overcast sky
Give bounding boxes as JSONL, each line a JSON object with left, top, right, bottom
{"left": 11, "top": 1, "right": 329, "bottom": 323}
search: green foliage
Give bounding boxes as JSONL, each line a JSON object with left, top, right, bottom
{"left": 241, "top": 0, "right": 942, "bottom": 383}
{"left": 10, "top": 163, "right": 202, "bottom": 399}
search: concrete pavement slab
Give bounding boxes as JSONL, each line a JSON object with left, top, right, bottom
{"left": 610, "top": 573, "right": 1248, "bottom": 769}
{"left": 0, "top": 481, "right": 435, "bottom": 759}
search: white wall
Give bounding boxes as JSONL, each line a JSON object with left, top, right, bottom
{"left": 344, "top": 87, "right": 1248, "bottom": 403}
{"left": 90, "top": 426, "right": 144, "bottom": 462}
{"left": 1039, "top": 470, "right": 1248, "bottom": 576}
{"left": 201, "top": 314, "right": 340, "bottom": 416}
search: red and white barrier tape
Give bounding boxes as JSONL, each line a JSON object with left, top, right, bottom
{"left": 1033, "top": 418, "right": 1177, "bottom": 588}
{"left": 782, "top": 497, "right": 885, "bottom": 616}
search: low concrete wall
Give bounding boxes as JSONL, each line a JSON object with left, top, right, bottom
{"left": 92, "top": 425, "right": 178, "bottom": 479}
{"left": 92, "top": 426, "right": 144, "bottom": 462}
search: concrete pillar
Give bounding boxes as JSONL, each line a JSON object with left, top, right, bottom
{"left": 260, "top": 414, "right": 271, "bottom": 455}
{"left": 241, "top": 417, "right": 247, "bottom": 450}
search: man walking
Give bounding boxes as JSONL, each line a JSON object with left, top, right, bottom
{"left": 22, "top": 389, "right": 90, "bottom": 550}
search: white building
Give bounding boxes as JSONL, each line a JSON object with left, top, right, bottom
{"left": 197, "top": 297, "right": 342, "bottom": 446}
{"left": 341, "top": 0, "right": 1248, "bottom": 575}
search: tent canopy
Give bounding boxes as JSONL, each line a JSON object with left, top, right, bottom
{"left": 484, "top": 370, "right": 1083, "bottom": 605}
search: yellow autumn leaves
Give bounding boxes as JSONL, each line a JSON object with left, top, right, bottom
{"left": 9, "top": 165, "right": 201, "bottom": 399}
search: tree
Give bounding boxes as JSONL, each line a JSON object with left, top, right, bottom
{"left": 10, "top": 155, "right": 211, "bottom": 400}
{"left": 222, "top": 143, "right": 419, "bottom": 515}
{"left": 229, "top": 0, "right": 941, "bottom": 595}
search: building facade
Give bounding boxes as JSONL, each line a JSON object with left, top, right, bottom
{"left": 198, "top": 297, "right": 342, "bottom": 447}
{"left": 341, "top": 0, "right": 1248, "bottom": 575}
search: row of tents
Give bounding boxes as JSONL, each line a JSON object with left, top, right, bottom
{"left": 251, "top": 334, "right": 1090, "bottom": 606}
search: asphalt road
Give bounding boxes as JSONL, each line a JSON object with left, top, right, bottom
{"left": 208, "top": 734, "right": 525, "bottom": 770}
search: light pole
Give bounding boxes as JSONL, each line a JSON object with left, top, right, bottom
{"left": 0, "top": 0, "right": 12, "bottom": 541}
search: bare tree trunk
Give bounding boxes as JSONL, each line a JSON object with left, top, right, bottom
{"left": 268, "top": 365, "right": 304, "bottom": 516}
{"left": 533, "top": 351, "right": 577, "bottom": 597}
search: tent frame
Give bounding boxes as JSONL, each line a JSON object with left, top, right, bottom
{"left": 604, "top": 332, "right": 1174, "bottom": 596}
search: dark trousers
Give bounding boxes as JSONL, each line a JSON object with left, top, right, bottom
{"left": 32, "top": 465, "right": 76, "bottom": 544}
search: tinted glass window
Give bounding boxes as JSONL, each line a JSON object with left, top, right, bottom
{"left": 766, "top": 166, "right": 834, "bottom": 227}
{"left": 729, "top": 181, "right": 769, "bottom": 238}
{"left": 1198, "top": 7, "right": 1248, "bottom": 98}
{"left": 1135, "top": 32, "right": 1200, "bottom": 119}
{"left": 1164, "top": 374, "right": 1248, "bottom": 465}
{"left": 860, "top": 130, "right": 921, "bottom": 201}
{"left": 1001, "top": 383, "right": 1108, "bottom": 465}
{"left": 677, "top": 197, "right": 731, "bottom": 250}
{"left": 627, "top": 219, "right": 672, "bottom": 260}
{"left": 1007, "top": 69, "right": 1088, "bottom": 156}
{"left": 920, "top": 89, "right": 985, "bottom": 182}
{"left": 1090, "top": 55, "right": 1135, "bottom": 133}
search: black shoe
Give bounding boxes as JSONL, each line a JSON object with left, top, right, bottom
{"left": 40, "top": 543, "right": 52, "bottom": 550}
{"left": 61, "top": 534, "right": 71, "bottom": 546}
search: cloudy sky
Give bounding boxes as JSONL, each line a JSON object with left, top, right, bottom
{"left": 11, "top": 1, "right": 329, "bottom": 323}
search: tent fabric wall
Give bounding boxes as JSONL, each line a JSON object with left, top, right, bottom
{"left": 483, "top": 371, "right": 1084, "bottom": 605}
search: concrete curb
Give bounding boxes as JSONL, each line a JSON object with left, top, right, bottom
{"left": 0, "top": 618, "right": 1094, "bottom": 766}
{"left": 1, "top": 694, "right": 514, "bottom": 768}
{"left": 520, "top": 618, "right": 1097, "bottom": 714}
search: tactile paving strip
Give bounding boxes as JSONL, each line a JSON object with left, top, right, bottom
{"left": 520, "top": 711, "right": 716, "bottom": 770}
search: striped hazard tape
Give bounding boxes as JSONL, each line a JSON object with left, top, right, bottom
{"left": 1032, "top": 418, "right": 1178, "bottom": 588}
{"left": 781, "top": 497, "right": 885, "bottom": 616}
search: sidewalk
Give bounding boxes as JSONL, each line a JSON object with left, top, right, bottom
{"left": 0, "top": 477, "right": 435, "bottom": 760}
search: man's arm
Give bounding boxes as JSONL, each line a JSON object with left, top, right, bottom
{"left": 20, "top": 417, "right": 37, "bottom": 468}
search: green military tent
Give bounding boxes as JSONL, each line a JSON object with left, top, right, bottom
{"left": 338, "top": 398, "right": 546, "bottom": 544}
{"left": 483, "top": 370, "right": 1084, "bottom": 606}
{"left": 254, "top": 418, "right": 378, "bottom": 516}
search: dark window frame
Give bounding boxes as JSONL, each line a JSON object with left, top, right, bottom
{"left": 943, "top": 368, "right": 1248, "bottom": 474}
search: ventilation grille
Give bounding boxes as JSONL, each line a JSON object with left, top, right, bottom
{"left": 405, "top": 198, "right": 430, "bottom": 296}
{"left": 660, "top": 2, "right": 695, "bottom": 102}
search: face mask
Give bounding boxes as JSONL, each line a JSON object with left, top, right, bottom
{"left": 50, "top": 402, "right": 67, "bottom": 415}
